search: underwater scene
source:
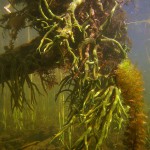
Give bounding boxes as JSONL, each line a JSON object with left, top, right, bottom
{"left": 0, "top": 0, "right": 150, "bottom": 150}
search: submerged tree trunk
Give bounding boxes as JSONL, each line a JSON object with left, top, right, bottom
{"left": 0, "top": 37, "right": 61, "bottom": 84}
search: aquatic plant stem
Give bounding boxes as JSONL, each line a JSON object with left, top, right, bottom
{"left": 101, "top": 35, "right": 127, "bottom": 57}
{"left": 43, "top": 0, "right": 62, "bottom": 20}
{"left": 58, "top": 69, "right": 65, "bottom": 145}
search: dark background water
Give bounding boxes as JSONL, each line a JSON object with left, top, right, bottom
{"left": 124, "top": 0, "right": 150, "bottom": 108}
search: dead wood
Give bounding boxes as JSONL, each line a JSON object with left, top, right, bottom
{"left": 0, "top": 36, "right": 61, "bottom": 84}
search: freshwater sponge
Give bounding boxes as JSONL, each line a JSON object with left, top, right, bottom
{"left": 115, "top": 59, "right": 147, "bottom": 150}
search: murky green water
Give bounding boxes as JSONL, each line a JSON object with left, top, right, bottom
{"left": 0, "top": 0, "right": 150, "bottom": 149}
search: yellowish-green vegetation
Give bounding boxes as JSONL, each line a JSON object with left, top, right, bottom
{"left": 0, "top": 0, "right": 147, "bottom": 149}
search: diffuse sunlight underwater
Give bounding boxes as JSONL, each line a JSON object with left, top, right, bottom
{"left": 0, "top": 0, "right": 149, "bottom": 150}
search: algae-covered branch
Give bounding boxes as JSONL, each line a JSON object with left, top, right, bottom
{"left": 0, "top": 0, "right": 147, "bottom": 149}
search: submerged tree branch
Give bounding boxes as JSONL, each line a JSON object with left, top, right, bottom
{"left": 0, "top": 36, "right": 61, "bottom": 84}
